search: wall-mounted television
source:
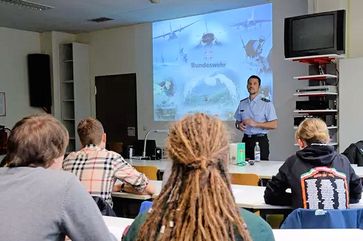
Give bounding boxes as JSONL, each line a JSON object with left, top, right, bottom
{"left": 284, "top": 10, "right": 345, "bottom": 58}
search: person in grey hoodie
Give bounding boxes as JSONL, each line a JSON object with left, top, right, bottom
{"left": 0, "top": 114, "right": 116, "bottom": 241}
{"left": 264, "top": 118, "right": 362, "bottom": 209}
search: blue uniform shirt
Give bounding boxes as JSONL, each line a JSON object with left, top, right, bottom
{"left": 234, "top": 94, "right": 277, "bottom": 135}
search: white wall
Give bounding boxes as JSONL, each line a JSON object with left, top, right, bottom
{"left": 339, "top": 57, "right": 363, "bottom": 151}
{"left": 82, "top": 0, "right": 308, "bottom": 160}
{"left": 346, "top": 0, "right": 363, "bottom": 57}
{"left": 0, "top": 27, "right": 44, "bottom": 128}
{"left": 4, "top": 0, "right": 363, "bottom": 159}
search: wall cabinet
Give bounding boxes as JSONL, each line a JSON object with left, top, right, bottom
{"left": 59, "top": 43, "right": 91, "bottom": 152}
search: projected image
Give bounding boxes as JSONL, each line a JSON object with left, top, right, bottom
{"left": 153, "top": 3, "right": 272, "bottom": 121}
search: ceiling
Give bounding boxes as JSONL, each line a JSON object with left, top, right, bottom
{"left": 0, "top": 0, "right": 270, "bottom": 33}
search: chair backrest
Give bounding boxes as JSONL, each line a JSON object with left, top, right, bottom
{"left": 133, "top": 165, "right": 158, "bottom": 180}
{"left": 342, "top": 140, "right": 363, "bottom": 166}
{"left": 281, "top": 208, "right": 363, "bottom": 229}
{"left": 139, "top": 201, "right": 153, "bottom": 215}
{"left": 230, "top": 173, "right": 260, "bottom": 186}
{"left": 92, "top": 196, "right": 116, "bottom": 217}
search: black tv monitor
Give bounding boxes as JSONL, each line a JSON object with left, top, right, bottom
{"left": 284, "top": 10, "right": 345, "bottom": 58}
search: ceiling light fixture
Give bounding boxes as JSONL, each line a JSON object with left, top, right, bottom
{"left": 0, "top": 0, "right": 54, "bottom": 11}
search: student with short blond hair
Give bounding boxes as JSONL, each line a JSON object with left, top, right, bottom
{"left": 265, "top": 118, "right": 362, "bottom": 209}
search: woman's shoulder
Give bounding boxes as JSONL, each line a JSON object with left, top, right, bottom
{"left": 122, "top": 212, "right": 148, "bottom": 241}
{"left": 240, "top": 208, "right": 275, "bottom": 241}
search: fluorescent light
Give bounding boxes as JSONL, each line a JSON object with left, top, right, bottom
{"left": 0, "top": 0, "right": 54, "bottom": 11}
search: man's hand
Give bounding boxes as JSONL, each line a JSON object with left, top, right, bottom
{"left": 239, "top": 122, "right": 247, "bottom": 131}
{"left": 243, "top": 118, "right": 258, "bottom": 127}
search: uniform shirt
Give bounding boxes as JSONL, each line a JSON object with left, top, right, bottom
{"left": 63, "top": 144, "right": 149, "bottom": 206}
{"left": 234, "top": 94, "right": 277, "bottom": 135}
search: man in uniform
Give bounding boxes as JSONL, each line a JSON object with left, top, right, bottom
{"left": 234, "top": 75, "right": 277, "bottom": 160}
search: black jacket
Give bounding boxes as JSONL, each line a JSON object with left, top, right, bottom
{"left": 342, "top": 141, "right": 363, "bottom": 166}
{"left": 264, "top": 144, "right": 362, "bottom": 209}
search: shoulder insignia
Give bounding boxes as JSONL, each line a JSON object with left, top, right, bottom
{"left": 240, "top": 97, "right": 248, "bottom": 102}
{"left": 261, "top": 97, "right": 271, "bottom": 102}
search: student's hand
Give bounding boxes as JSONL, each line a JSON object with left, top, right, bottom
{"left": 112, "top": 183, "right": 122, "bottom": 192}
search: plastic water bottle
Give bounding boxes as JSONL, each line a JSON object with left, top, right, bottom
{"left": 254, "top": 142, "right": 261, "bottom": 161}
{"left": 128, "top": 146, "right": 133, "bottom": 159}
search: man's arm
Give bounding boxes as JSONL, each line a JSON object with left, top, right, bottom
{"left": 113, "top": 156, "right": 156, "bottom": 195}
{"left": 121, "top": 182, "right": 155, "bottom": 195}
{"left": 243, "top": 119, "right": 277, "bottom": 130}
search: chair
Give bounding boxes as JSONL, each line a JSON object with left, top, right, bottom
{"left": 139, "top": 201, "right": 153, "bottom": 215}
{"left": 342, "top": 140, "right": 363, "bottom": 166}
{"left": 281, "top": 208, "right": 363, "bottom": 229}
{"left": 92, "top": 196, "right": 117, "bottom": 217}
{"left": 230, "top": 173, "right": 260, "bottom": 186}
{"left": 133, "top": 165, "right": 158, "bottom": 180}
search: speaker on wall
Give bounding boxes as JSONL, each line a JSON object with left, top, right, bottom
{"left": 27, "top": 54, "right": 52, "bottom": 112}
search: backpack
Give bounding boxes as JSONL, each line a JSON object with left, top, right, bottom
{"left": 342, "top": 141, "right": 363, "bottom": 166}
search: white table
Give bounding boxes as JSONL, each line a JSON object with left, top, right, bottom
{"left": 127, "top": 159, "right": 284, "bottom": 179}
{"left": 272, "top": 229, "right": 363, "bottom": 241}
{"left": 127, "top": 159, "right": 363, "bottom": 179}
{"left": 102, "top": 216, "right": 363, "bottom": 241}
{"left": 103, "top": 216, "right": 134, "bottom": 240}
{"left": 112, "top": 180, "right": 363, "bottom": 210}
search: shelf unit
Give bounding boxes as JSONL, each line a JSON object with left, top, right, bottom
{"left": 59, "top": 43, "right": 91, "bottom": 153}
{"left": 288, "top": 54, "right": 343, "bottom": 149}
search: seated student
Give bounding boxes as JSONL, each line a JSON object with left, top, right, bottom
{"left": 123, "top": 113, "right": 274, "bottom": 241}
{"left": 63, "top": 117, "right": 155, "bottom": 207}
{"left": 264, "top": 118, "right": 362, "bottom": 209}
{"left": 0, "top": 114, "right": 116, "bottom": 241}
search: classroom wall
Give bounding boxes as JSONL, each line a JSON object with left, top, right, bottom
{"left": 2, "top": 0, "right": 363, "bottom": 160}
{"left": 81, "top": 0, "right": 308, "bottom": 160}
{"left": 0, "top": 27, "right": 44, "bottom": 128}
{"left": 348, "top": 0, "right": 363, "bottom": 57}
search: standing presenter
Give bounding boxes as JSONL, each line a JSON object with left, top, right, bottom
{"left": 234, "top": 75, "right": 278, "bottom": 160}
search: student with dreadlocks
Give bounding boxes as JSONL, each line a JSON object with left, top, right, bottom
{"left": 123, "top": 113, "right": 274, "bottom": 241}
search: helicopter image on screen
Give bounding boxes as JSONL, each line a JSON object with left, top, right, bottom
{"left": 153, "top": 20, "right": 199, "bottom": 40}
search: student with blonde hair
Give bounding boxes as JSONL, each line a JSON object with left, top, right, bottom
{"left": 264, "top": 118, "right": 362, "bottom": 209}
{"left": 123, "top": 113, "right": 274, "bottom": 241}
{"left": 0, "top": 114, "right": 116, "bottom": 241}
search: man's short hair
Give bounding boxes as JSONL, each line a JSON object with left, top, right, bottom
{"left": 5, "top": 114, "right": 69, "bottom": 168}
{"left": 247, "top": 75, "right": 261, "bottom": 86}
{"left": 77, "top": 118, "right": 104, "bottom": 146}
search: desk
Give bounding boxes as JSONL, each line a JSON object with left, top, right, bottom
{"left": 127, "top": 159, "right": 363, "bottom": 179}
{"left": 112, "top": 180, "right": 363, "bottom": 210}
{"left": 127, "top": 159, "right": 284, "bottom": 179}
{"left": 103, "top": 216, "right": 133, "bottom": 239}
{"left": 102, "top": 216, "right": 363, "bottom": 241}
{"left": 272, "top": 229, "right": 363, "bottom": 241}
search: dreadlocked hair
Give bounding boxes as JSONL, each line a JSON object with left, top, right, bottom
{"left": 136, "top": 113, "right": 253, "bottom": 241}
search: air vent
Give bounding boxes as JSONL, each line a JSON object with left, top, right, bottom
{"left": 88, "top": 17, "right": 114, "bottom": 23}
{"left": 0, "top": 0, "right": 54, "bottom": 11}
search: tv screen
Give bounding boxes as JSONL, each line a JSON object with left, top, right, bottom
{"left": 152, "top": 3, "right": 273, "bottom": 121}
{"left": 284, "top": 10, "right": 345, "bottom": 58}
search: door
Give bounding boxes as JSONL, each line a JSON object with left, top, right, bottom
{"left": 95, "top": 74, "right": 137, "bottom": 154}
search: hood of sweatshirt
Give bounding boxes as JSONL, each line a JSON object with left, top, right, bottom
{"left": 296, "top": 144, "right": 337, "bottom": 166}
